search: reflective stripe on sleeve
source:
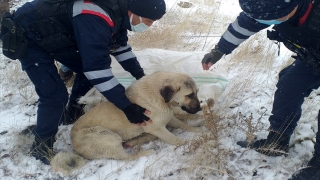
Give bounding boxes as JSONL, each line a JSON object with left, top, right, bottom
{"left": 84, "top": 69, "right": 113, "bottom": 80}
{"left": 113, "top": 51, "right": 136, "bottom": 62}
{"left": 231, "top": 19, "right": 256, "bottom": 36}
{"left": 94, "top": 77, "right": 119, "bottom": 92}
{"left": 222, "top": 30, "right": 246, "bottom": 45}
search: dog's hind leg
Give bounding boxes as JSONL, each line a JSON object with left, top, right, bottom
{"left": 113, "top": 148, "right": 155, "bottom": 160}
{"left": 148, "top": 126, "right": 185, "bottom": 145}
{"left": 88, "top": 135, "right": 154, "bottom": 160}
{"left": 124, "top": 134, "right": 158, "bottom": 147}
{"left": 72, "top": 126, "right": 154, "bottom": 160}
{"left": 168, "top": 116, "right": 203, "bottom": 133}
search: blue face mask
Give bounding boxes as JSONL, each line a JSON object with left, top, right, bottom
{"left": 255, "top": 15, "right": 289, "bottom": 25}
{"left": 130, "top": 14, "right": 149, "bottom": 32}
{"left": 255, "top": 19, "right": 283, "bottom": 25}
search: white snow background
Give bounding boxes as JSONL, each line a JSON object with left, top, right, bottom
{"left": 0, "top": 0, "right": 319, "bottom": 179}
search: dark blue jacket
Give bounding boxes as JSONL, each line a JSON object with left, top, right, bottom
{"left": 13, "top": 0, "right": 144, "bottom": 109}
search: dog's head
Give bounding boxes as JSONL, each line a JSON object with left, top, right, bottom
{"left": 160, "top": 73, "right": 201, "bottom": 114}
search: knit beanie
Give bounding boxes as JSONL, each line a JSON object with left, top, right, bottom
{"left": 128, "top": 0, "right": 166, "bottom": 20}
{"left": 239, "top": 0, "right": 301, "bottom": 20}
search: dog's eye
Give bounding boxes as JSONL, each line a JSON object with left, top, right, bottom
{"left": 186, "top": 93, "right": 195, "bottom": 98}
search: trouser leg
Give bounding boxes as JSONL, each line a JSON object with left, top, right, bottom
{"left": 69, "top": 73, "right": 93, "bottom": 105}
{"left": 24, "top": 63, "right": 69, "bottom": 138}
{"left": 269, "top": 60, "right": 320, "bottom": 136}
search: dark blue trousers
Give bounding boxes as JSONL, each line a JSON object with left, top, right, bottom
{"left": 19, "top": 41, "right": 92, "bottom": 139}
{"left": 269, "top": 59, "right": 320, "bottom": 154}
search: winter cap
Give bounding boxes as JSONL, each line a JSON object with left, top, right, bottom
{"left": 239, "top": 0, "right": 301, "bottom": 20}
{"left": 128, "top": 0, "right": 166, "bottom": 20}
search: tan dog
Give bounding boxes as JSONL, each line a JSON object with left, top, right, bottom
{"left": 51, "top": 71, "right": 202, "bottom": 174}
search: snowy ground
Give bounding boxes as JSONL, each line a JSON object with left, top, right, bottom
{"left": 1, "top": 0, "right": 319, "bottom": 180}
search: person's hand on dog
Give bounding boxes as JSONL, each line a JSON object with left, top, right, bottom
{"left": 122, "top": 103, "right": 151, "bottom": 125}
{"left": 202, "top": 46, "right": 224, "bottom": 70}
{"left": 137, "top": 119, "right": 153, "bottom": 126}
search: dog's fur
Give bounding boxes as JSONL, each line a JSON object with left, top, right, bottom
{"left": 51, "top": 71, "right": 202, "bottom": 174}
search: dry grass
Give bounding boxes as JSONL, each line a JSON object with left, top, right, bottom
{"left": 1, "top": 61, "right": 71, "bottom": 106}
{"left": 0, "top": 59, "right": 36, "bottom": 105}
{"left": 214, "top": 32, "right": 279, "bottom": 111}
{"left": 235, "top": 111, "right": 266, "bottom": 144}
{"left": 128, "top": 0, "right": 229, "bottom": 51}
{"left": 183, "top": 99, "right": 232, "bottom": 178}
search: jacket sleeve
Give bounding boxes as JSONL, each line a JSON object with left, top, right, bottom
{"left": 72, "top": 14, "right": 131, "bottom": 109}
{"left": 110, "top": 30, "right": 145, "bottom": 79}
{"left": 217, "top": 12, "right": 269, "bottom": 54}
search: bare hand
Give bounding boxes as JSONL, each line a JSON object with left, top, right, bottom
{"left": 136, "top": 110, "right": 152, "bottom": 126}
{"left": 202, "top": 62, "right": 213, "bottom": 70}
{"left": 137, "top": 119, "right": 153, "bottom": 126}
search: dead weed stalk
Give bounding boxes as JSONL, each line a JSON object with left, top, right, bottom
{"left": 235, "top": 111, "right": 266, "bottom": 144}
{"left": 183, "top": 98, "right": 232, "bottom": 177}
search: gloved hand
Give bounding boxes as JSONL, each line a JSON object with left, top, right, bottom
{"left": 134, "top": 71, "right": 145, "bottom": 80}
{"left": 122, "top": 103, "right": 150, "bottom": 124}
{"left": 202, "top": 46, "right": 224, "bottom": 70}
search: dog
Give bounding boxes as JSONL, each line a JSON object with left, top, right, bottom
{"left": 51, "top": 71, "right": 202, "bottom": 174}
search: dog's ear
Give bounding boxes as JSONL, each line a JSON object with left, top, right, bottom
{"left": 160, "top": 85, "right": 177, "bottom": 103}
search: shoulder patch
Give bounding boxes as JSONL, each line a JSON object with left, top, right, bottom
{"left": 73, "top": 0, "right": 114, "bottom": 27}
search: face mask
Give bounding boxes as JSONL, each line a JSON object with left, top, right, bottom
{"left": 256, "top": 19, "right": 286, "bottom": 25}
{"left": 130, "top": 14, "right": 149, "bottom": 32}
{"left": 255, "top": 15, "right": 289, "bottom": 25}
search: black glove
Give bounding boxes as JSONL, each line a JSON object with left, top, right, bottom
{"left": 134, "top": 71, "right": 145, "bottom": 80}
{"left": 202, "top": 46, "right": 224, "bottom": 65}
{"left": 122, "top": 104, "right": 149, "bottom": 124}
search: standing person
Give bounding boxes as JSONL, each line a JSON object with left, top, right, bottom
{"left": 201, "top": 0, "right": 320, "bottom": 179}
{"left": 0, "top": 0, "right": 166, "bottom": 165}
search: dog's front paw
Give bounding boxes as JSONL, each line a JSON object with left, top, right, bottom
{"left": 188, "top": 127, "right": 203, "bottom": 133}
{"left": 174, "top": 138, "right": 186, "bottom": 145}
{"left": 137, "top": 149, "right": 155, "bottom": 157}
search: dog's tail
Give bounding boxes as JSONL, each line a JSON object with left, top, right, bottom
{"left": 50, "top": 151, "right": 87, "bottom": 175}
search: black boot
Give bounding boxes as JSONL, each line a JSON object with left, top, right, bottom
{"left": 289, "top": 153, "right": 320, "bottom": 180}
{"left": 29, "top": 136, "right": 55, "bottom": 165}
{"left": 237, "top": 131, "right": 290, "bottom": 156}
{"left": 63, "top": 103, "right": 85, "bottom": 125}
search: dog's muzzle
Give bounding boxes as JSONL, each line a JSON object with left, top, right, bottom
{"left": 181, "top": 106, "right": 201, "bottom": 114}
